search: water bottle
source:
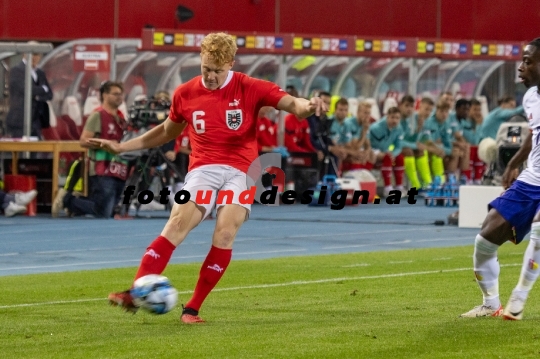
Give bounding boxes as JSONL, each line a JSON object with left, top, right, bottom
{"left": 425, "top": 178, "right": 437, "bottom": 206}
{"left": 452, "top": 180, "right": 459, "bottom": 207}
{"left": 445, "top": 183, "right": 453, "bottom": 207}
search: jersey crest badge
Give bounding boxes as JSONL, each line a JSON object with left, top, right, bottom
{"left": 226, "top": 109, "right": 243, "bottom": 130}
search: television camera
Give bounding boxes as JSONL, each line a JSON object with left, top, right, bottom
{"left": 118, "top": 95, "right": 185, "bottom": 217}
{"left": 127, "top": 96, "right": 171, "bottom": 130}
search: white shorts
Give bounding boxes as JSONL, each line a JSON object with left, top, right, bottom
{"left": 179, "top": 165, "right": 251, "bottom": 220}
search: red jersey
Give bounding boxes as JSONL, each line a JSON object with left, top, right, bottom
{"left": 256, "top": 117, "right": 277, "bottom": 152}
{"left": 284, "top": 113, "right": 316, "bottom": 153}
{"left": 174, "top": 126, "right": 190, "bottom": 153}
{"left": 169, "top": 71, "right": 287, "bottom": 173}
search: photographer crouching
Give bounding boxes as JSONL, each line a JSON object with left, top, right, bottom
{"left": 52, "top": 81, "right": 129, "bottom": 218}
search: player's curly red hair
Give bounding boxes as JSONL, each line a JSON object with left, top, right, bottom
{"left": 200, "top": 33, "right": 237, "bottom": 67}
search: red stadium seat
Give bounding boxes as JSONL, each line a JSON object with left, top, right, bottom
{"left": 60, "top": 115, "right": 81, "bottom": 138}
{"left": 55, "top": 116, "right": 78, "bottom": 140}
{"left": 41, "top": 126, "right": 61, "bottom": 140}
{"left": 61, "top": 96, "right": 82, "bottom": 127}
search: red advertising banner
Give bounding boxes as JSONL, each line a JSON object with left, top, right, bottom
{"left": 73, "top": 44, "right": 111, "bottom": 72}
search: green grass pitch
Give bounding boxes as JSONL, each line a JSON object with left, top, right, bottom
{"left": 1, "top": 245, "right": 539, "bottom": 358}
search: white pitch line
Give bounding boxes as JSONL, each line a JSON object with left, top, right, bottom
{"left": 0, "top": 263, "right": 521, "bottom": 310}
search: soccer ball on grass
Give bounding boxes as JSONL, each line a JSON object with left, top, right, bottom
{"left": 130, "top": 274, "right": 178, "bottom": 314}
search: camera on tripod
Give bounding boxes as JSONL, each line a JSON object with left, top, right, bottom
{"left": 127, "top": 96, "right": 171, "bottom": 130}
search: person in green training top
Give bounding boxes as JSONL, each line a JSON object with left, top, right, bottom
{"left": 369, "top": 106, "right": 405, "bottom": 197}
{"left": 401, "top": 97, "right": 435, "bottom": 191}
{"left": 343, "top": 100, "right": 376, "bottom": 172}
{"left": 478, "top": 96, "right": 524, "bottom": 141}
{"left": 421, "top": 101, "right": 457, "bottom": 182}
{"left": 462, "top": 98, "right": 486, "bottom": 183}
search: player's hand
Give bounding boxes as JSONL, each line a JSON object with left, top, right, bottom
{"left": 87, "top": 139, "right": 122, "bottom": 154}
{"left": 416, "top": 142, "right": 426, "bottom": 151}
{"left": 502, "top": 167, "right": 519, "bottom": 189}
{"left": 307, "top": 97, "right": 328, "bottom": 117}
{"left": 355, "top": 150, "right": 369, "bottom": 163}
{"left": 165, "top": 151, "right": 176, "bottom": 161}
{"left": 438, "top": 148, "right": 446, "bottom": 157}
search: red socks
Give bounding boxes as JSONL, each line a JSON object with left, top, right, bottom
{"left": 381, "top": 154, "right": 393, "bottom": 187}
{"left": 382, "top": 153, "right": 404, "bottom": 187}
{"left": 185, "top": 246, "right": 232, "bottom": 311}
{"left": 133, "top": 237, "right": 232, "bottom": 312}
{"left": 134, "top": 236, "right": 176, "bottom": 281}
{"left": 393, "top": 154, "right": 404, "bottom": 186}
{"left": 470, "top": 146, "right": 485, "bottom": 181}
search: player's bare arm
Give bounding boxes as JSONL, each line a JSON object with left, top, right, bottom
{"left": 502, "top": 131, "right": 533, "bottom": 188}
{"left": 276, "top": 95, "right": 328, "bottom": 119}
{"left": 79, "top": 130, "right": 102, "bottom": 150}
{"left": 88, "top": 118, "right": 187, "bottom": 155}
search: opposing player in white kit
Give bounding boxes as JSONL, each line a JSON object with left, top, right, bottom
{"left": 461, "top": 38, "right": 540, "bottom": 320}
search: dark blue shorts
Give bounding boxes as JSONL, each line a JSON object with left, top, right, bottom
{"left": 489, "top": 180, "right": 540, "bottom": 244}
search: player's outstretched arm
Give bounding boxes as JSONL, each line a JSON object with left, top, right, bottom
{"left": 88, "top": 118, "right": 187, "bottom": 155}
{"left": 276, "top": 95, "right": 328, "bottom": 119}
{"left": 502, "top": 131, "right": 532, "bottom": 189}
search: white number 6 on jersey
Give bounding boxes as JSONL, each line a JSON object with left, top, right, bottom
{"left": 192, "top": 111, "right": 205, "bottom": 134}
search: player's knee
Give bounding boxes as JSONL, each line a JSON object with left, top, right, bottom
{"left": 402, "top": 148, "right": 413, "bottom": 156}
{"left": 213, "top": 228, "right": 235, "bottom": 248}
{"left": 168, "top": 212, "right": 189, "bottom": 231}
{"left": 474, "top": 234, "right": 499, "bottom": 256}
{"left": 480, "top": 209, "right": 513, "bottom": 245}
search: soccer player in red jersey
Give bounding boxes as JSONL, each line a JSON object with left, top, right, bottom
{"left": 256, "top": 106, "right": 278, "bottom": 152}
{"left": 90, "top": 32, "right": 327, "bottom": 323}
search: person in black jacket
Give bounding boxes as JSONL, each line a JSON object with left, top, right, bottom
{"left": 6, "top": 51, "right": 53, "bottom": 139}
